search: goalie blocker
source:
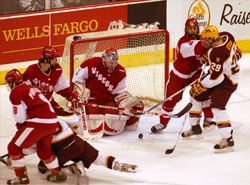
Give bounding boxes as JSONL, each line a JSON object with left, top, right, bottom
{"left": 87, "top": 91, "right": 144, "bottom": 136}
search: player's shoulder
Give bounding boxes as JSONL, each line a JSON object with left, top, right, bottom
{"left": 220, "top": 31, "right": 235, "bottom": 41}
{"left": 115, "top": 64, "right": 126, "bottom": 76}
{"left": 25, "top": 63, "right": 39, "bottom": 72}
{"left": 54, "top": 64, "right": 63, "bottom": 71}
{"left": 178, "top": 35, "right": 193, "bottom": 43}
{"left": 80, "top": 57, "right": 102, "bottom": 67}
{"left": 10, "top": 83, "right": 29, "bottom": 100}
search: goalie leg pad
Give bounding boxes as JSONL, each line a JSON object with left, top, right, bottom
{"left": 87, "top": 114, "right": 105, "bottom": 135}
{"left": 104, "top": 114, "right": 129, "bottom": 135}
{"left": 125, "top": 116, "right": 139, "bottom": 131}
{"left": 125, "top": 101, "right": 144, "bottom": 131}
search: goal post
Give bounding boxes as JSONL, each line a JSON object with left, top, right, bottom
{"left": 61, "top": 28, "right": 169, "bottom": 105}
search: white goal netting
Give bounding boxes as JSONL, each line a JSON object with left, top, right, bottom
{"left": 57, "top": 28, "right": 169, "bottom": 108}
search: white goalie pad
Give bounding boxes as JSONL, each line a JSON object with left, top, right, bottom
{"left": 114, "top": 91, "right": 140, "bottom": 108}
{"left": 87, "top": 114, "right": 105, "bottom": 135}
{"left": 104, "top": 114, "right": 129, "bottom": 135}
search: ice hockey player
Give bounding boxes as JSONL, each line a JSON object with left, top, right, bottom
{"left": 151, "top": 18, "right": 215, "bottom": 133}
{"left": 23, "top": 46, "right": 80, "bottom": 112}
{"left": 5, "top": 69, "right": 67, "bottom": 184}
{"left": 72, "top": 48, "right": 144, "bottom": 136}
{"left": 182, "top": 25, "right": 242, "bottom": 153}
{"left": 36, "top": 113, "right": 139, "bottom": 175}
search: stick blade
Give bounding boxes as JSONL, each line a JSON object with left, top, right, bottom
{"left": 174, "top": 103, "right": 193, "bottom": 118}
{"left": 165, "top": 149, "right": 174, "bottom": 154}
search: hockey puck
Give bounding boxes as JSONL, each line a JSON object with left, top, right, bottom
{"left": 138, "top": 133, "right": 143, "bottom": 139}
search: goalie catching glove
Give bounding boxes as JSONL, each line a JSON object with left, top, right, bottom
{"left": 68, "top": 91, "right": 81, "bottom": 109}
{"left": 73, "top": 82, "right": 90, "bottom": 103}
{"left": 69, "top": 82, "right": 90, "bottom": 110}
{"left": 190, "top": 82, "right": 207, "bottom": 97}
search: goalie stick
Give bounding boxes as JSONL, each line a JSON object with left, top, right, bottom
{"left": 79, "top": 102, "right": 192, "bottom": 118}
{"left": 79, "top": 104, "right": 103, "bottom": 140}
{"left": 147, "top": 73, "right": 205, "bottom": 112}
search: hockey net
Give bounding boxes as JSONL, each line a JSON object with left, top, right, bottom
{"left": 59, "top": 28, "right": 169, "bottom": 108}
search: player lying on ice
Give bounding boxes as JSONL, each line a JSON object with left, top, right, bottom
{"left": 72, "top": 47, "right": 144, "bottom": 137}
{"left": 37, "top": 112, "right": 140, "bottom": 175}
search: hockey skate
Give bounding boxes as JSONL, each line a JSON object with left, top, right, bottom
{"left": 65, "top": 162, "right": 85, "bottom": 176}
{"left": 47, "top": 171, "right": 67, "bottom": 182}
{"left": 151, "top": 123, "right": 167, "bottom": 133}
{"left": 214, "top": 134, "right": 234, "bottom": 153}
{"left": 112, "top": 161, "right": 140, "bottom": 173}
{"left": 203, "top": 118, "right": 216, "bottom": 132}
{"left": 7, "top": 169, "right": 30, "bottom": 185}
{"left": 182, "top": 124, "right": 203, "bottom": 140}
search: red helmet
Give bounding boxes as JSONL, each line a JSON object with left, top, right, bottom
{"left": 185, "top": 18, "right": 199, "bottom": 27}
{"left": 5, "top": 69, "right": 23, "bottom": 89}
{"left": 185, "top": 18, "right": 199, "bottom": 38}
{"left": 42, "top": 46, "right": 60, "bottom": 59}
{"left": 102, "top": 48, "right": 119, "bottom": 73}
{"left": 103, "top": 48, "right": 119, "bottom": 61}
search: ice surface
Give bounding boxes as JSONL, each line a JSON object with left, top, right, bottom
{"left": 1, "top": 54, "right": 250, "bottom": 185}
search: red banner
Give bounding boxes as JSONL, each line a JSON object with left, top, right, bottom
{"left": 0, "top": 6, "right": 127, "bottom": 65}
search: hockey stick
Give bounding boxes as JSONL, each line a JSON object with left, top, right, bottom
{"left": 147, "top": 74, "right": 205, "bottom": 112}
{"left": 0, "top": 153, "right": 10, "bottom": 167}
{"left": 165, "top": 113, "right": 188, "bottom": 154}
{"left": 79, "top": 104, "right": 103, "bottom": 140}
{"left": 79, "top": 102, "right": 192, "bottom": 118}
{"left": 165, "top": 65, "right": 206, "bottom": 154}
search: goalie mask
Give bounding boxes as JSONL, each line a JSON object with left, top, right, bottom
{"left": 5, "top": 69, "right": 23, "bottom": 90}
{"left": 39, "top": 46, "right": 60, "bottom": 69}
{"left": 185, "top": 18, "right": 199, "bottom": 39}
{"left": 102, "top": 48, "right": 119, "bottom": 73}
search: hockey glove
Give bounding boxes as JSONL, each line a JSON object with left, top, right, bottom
{"left": 69, "top": 91, "right": 81, "bottom": 109}
{"left": 114, "top": 91, "right": 141, "bottom": 116}
{"left": 190, "top": 82, "right": 207, "bottom": 97}
{"left": 73, "top": 82, "right": 90, "bottom": 103}
{"left": 200, "top": 52, "right": 209, "bottom": 66}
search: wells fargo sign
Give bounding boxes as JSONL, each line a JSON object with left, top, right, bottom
{"left": 0, "top": 6, "right": 127, "bottom": 65}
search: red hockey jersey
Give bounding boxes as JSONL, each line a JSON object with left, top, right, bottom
{"left": 23, "top": 63, "right": 71, "bottom": 102}
{"left": 9, "top": 83, "right": 57, "bottom": 124}
{"left": 72, "top": 57, "right": 127, "bottom": 101}
{"left": 173, "top": 35, "right": 206, "bottom": 78}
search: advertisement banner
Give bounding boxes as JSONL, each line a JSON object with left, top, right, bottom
{"left": 0, "top": 6, "right": 127, "bottom": 65}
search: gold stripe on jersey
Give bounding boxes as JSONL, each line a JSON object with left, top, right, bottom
{"left": 189, "top": 110, "right": 202, "bottom": 115}
{"left": 216, "top": 120, "right": 230, "bottom": 125}
{"left": 224, "top": 74, "right": 239, "bottom": 86}
{"left": 52, "top": 132, "right": 74, "bottom": 143}
{"left": 105, "top": 155, "right": 113, "bottom": 168}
